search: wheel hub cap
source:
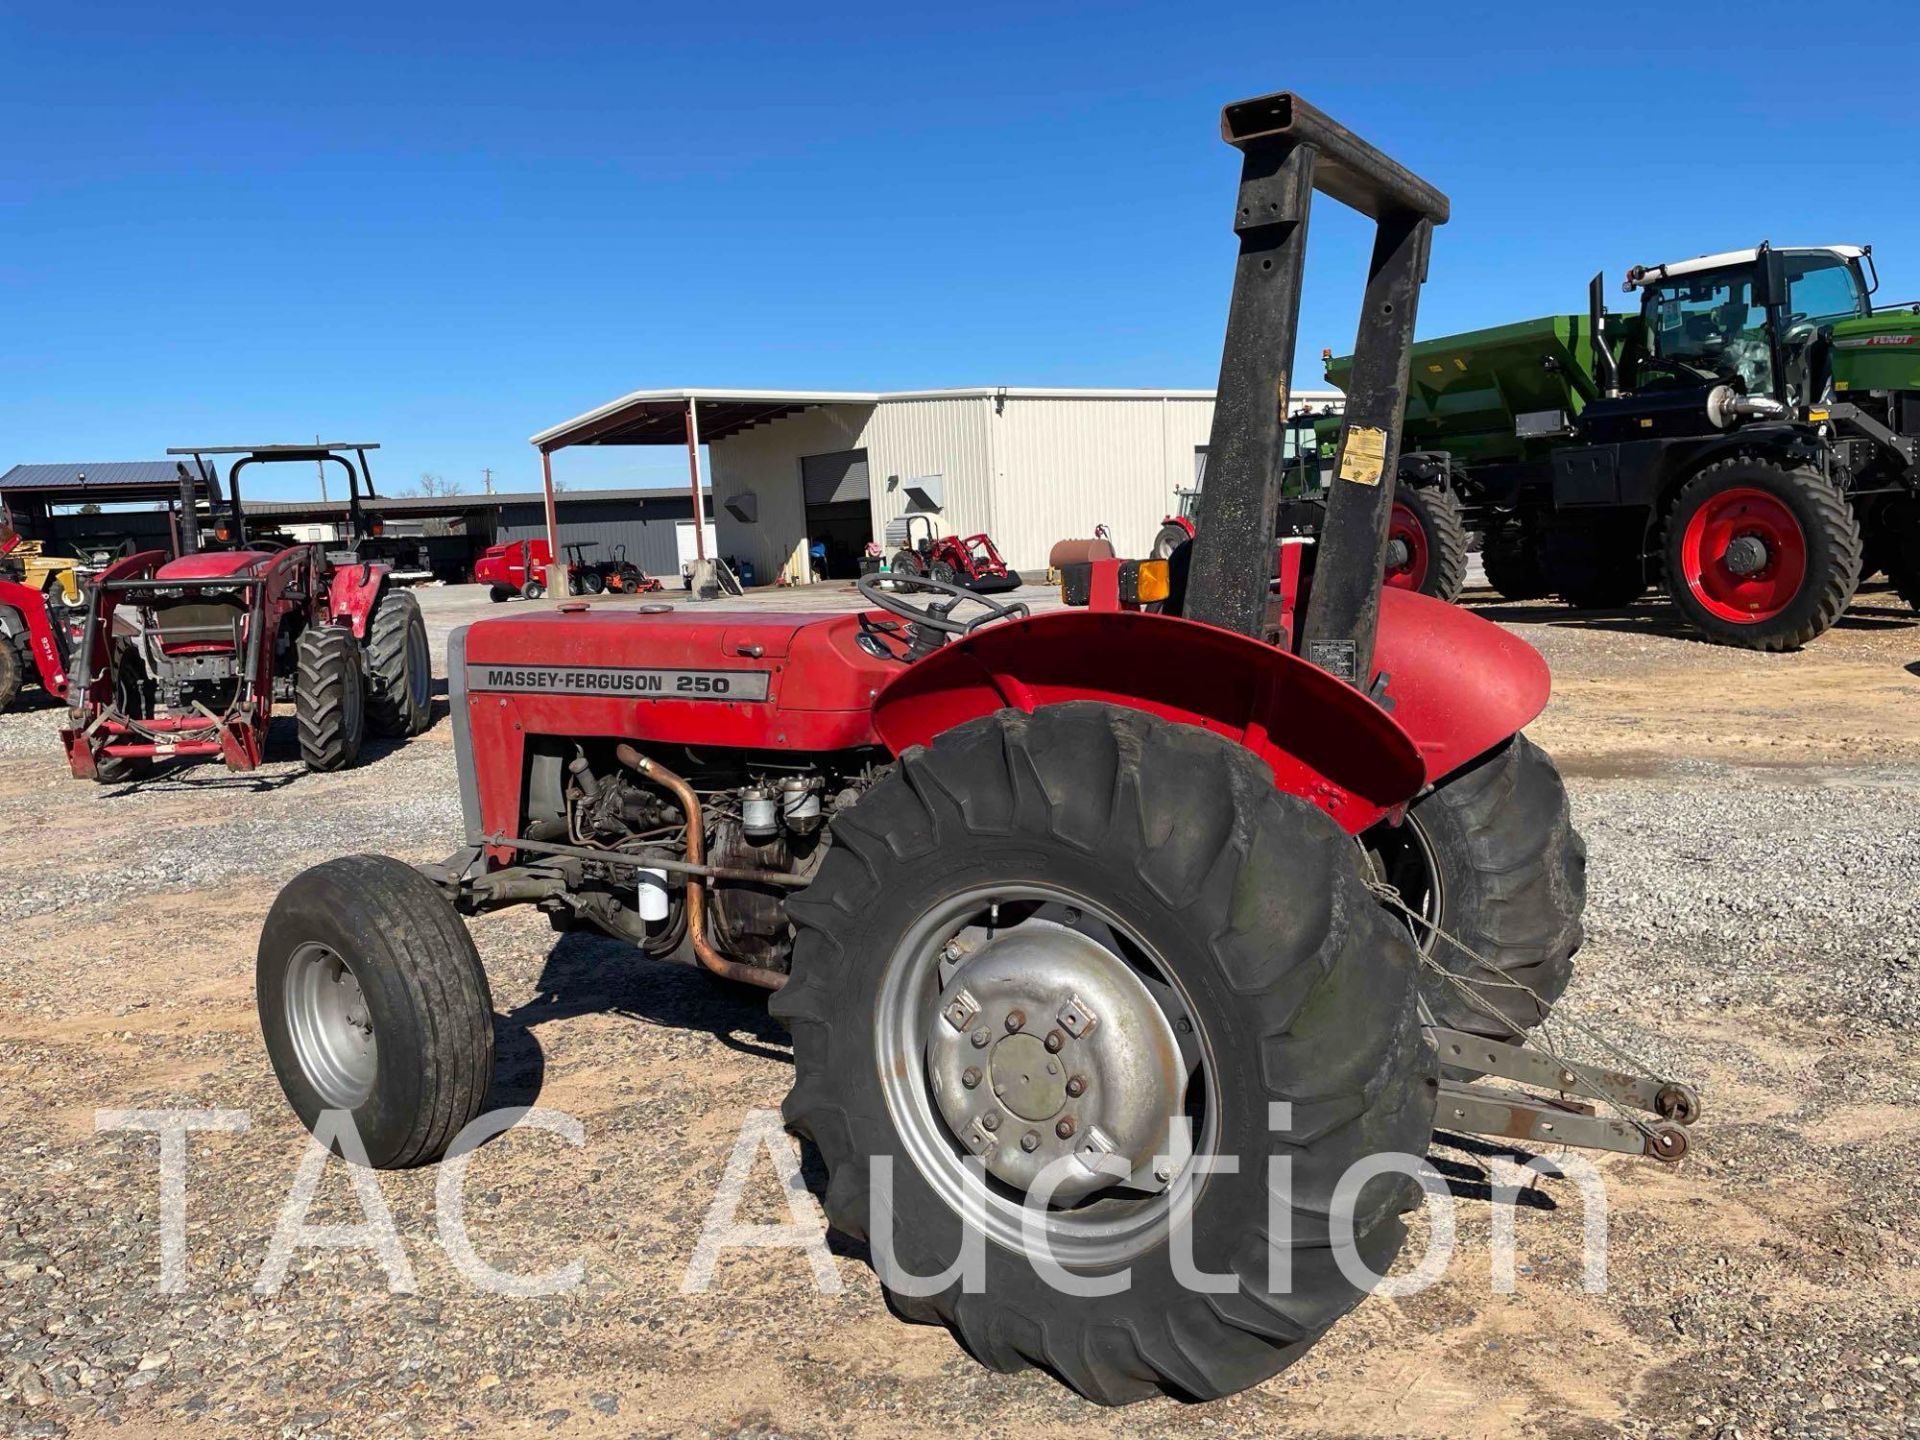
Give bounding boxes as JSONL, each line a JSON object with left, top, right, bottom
{"left": 284, "top": 943, "right": 377, "bottom": 1109}
{"left": 926, "top": 921, "right": 1184, "bottom": 1202}
{"left": 1722, "top": 532, "right": 1770, "bottom": 576}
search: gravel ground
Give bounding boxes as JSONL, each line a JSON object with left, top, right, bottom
{"left": 2, "top": 579, "right": 1918, "bottom": 1439}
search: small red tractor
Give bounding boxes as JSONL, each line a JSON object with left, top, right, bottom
{"left": 0, "top": 525, "right": 86, "bottom": 711}
{"left": 63, "top": 444, "right": 435, "bottom": 782}
{"left": 258, "top": 96, "right": 1696, "bottom": 1403}
{"left": 888, "top": 514, "right": 1022, "bottom": 593}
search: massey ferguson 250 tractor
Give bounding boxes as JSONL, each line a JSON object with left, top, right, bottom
{"left": 64, "top": 443, "right": 434, "bottom": 783}
{"left": 258, "top": 95, "right": 1696, "bottom": 1404}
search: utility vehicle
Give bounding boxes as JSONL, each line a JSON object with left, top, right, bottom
{"left": 258, "top": 94, "right": 1693, "bottom": 1404}
{"left": 0, "top": 526, "right": 84, "bottom": 711}
{"left": 63, "top": 444, "right": 434, "bottom": 782}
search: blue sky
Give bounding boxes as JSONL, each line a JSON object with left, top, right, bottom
{"left": 4, "top": 1, "right": 1916, "bottom": 499}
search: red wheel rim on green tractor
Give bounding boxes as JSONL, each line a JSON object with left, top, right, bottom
{"left": 1383, "top": 501, "right": 1429, "bottom": 591}
{"left": 1678, "top": 486, "right": 1808, "bottom": 624}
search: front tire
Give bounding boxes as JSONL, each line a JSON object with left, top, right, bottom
{"left": 363, "top": 590, "right": 433, "bottom": 738}
{"left": 773, "top": 703, "right": 1436, "bottom": 1404}
{"left": 522, "top": 579, "right": 546, "bottom": 601}
{"left": 1386, "top": 486, "right": 1469, "bottom": 601}
{"left": 0, "top": 637, "right": 19, "bottom": 711}
{"left": 258, "top": 855, "right": 495, "bottom": 1168}
{"left": 487, "top": 584, "right": 512, "bottom": 603}
{"left": 1663, "top": 458, "right": 1862, "bottom": 650}
{"left": 1364, "top": 734, "right": 1584, "bottom": 1040}
{"left": 295, "top": 626, "right": 365, "bottom": 772}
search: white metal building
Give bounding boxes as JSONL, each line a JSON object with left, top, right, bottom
{"left": 530, "top": 386, "right": 1341, "bottom": 586}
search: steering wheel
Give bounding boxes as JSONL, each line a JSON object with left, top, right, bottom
{"left": 857, "top": 570, "right": 1028, "bottom": 636}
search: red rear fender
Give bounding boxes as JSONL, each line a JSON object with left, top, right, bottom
{"left": 872, "top": 609, "right": 1425, "bottom": 834}
{"left": 1371, "top": 587, "right": 1551, "bottom": 785}
{"left": 326, "top": 563, "right": 387, "bottom": 638}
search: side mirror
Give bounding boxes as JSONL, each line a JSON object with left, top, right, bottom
{"left": 1752, "top": 246, "right": 1788, "bottom": 310}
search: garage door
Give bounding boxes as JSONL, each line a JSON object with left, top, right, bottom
{"left": 801, "top": 449, "right": 870, "bottom": 506}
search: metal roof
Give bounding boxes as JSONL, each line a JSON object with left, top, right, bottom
{"left": 0, "top": 460, "right": 203, "bottom": 494}
{"left": 1627, "top": 245, "right": 1867, "bottom": 289}
{"left": 240, "top": 488, "right": 698, "bottom": 521}
{"left": 531, "top": 385, "right": 1337, "bottom": 451}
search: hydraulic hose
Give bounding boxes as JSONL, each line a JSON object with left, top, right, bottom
{"left": 614, "top": 744, "right": 787, "bottom": 991}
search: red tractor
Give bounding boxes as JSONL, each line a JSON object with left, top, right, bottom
{"left": 888, "top": 514, "right": 1022, "bottom": 593}
{"left": 257, "top": 96, "right": 1695, "bottom": 1403}
{"left": 64, "top": 444, "right": 435, "bottom": 782}
{"left": 0, "top": 526, "right": 84, "bottom": 711}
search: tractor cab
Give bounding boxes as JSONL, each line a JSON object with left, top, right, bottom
{"left": 1623, "top": 244, "right": 1875, "bottom": 409}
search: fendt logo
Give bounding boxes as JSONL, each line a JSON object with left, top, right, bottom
{"left": 467, "top": 663, "right": 772, "bottom": 702}
{"left": 1835, "top": 334, "right": 1917, "bottom": 347}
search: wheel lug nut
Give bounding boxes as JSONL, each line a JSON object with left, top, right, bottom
{"left": 1044, "top": 1029, "right": 1065, "bottom": 1053}
{"left": 1065, "top": 1075, "right": 1087, "bottom": 1098}
{"left": 982, "top": 1113, "right": 1000, "bottom": 1132}
{"left": 962, "top": 1066, "right": 981, "bottom": 1089}
{"left": 1005, "top": 1009, "right": 1026, "bottom": 1033}
{"left": 1020, "top": 1131, "right": 1040, "bottom": 1153}
{"left": 1055, "top": 1117, "right": 1076, "bottom": 1140}
{"left": 970, "top": 1027, "right": 991, "bottom": 1049}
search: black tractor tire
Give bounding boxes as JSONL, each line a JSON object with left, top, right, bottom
{"left": 580, "top": 570, "right": 606, "bottom": 595}
{"left": 1480, "top": 526, "right": 1551, "bottom": 601}
{"left": 1542, "top": 528, "right": 1648, "bottom": 611}
{"left": 1151, "top": 521, "right": 1191, "bottom": 561}
{"left": 1663, "top": 457, "right": 1862, "bottom": 651}
{"left": 363, "top": 591, "right": 433, "bottom": 739}
{"left": 487, "top": 585, "right": 513, "bottom": 604}
{"left": 257, "top": 854, "right": 495, "bottom": 1169}
{"left": 1390, "top": 485, "right": 1470, "bottom": 601}
{"left": 1879, "top": 499, "right": 1920, "bottom": 611}
{"left": 773, "top": 703, "right": 1436, "bottom": 1405}
{"left": 0, "top": 635, "right": 20, "bottom": 712}
{"left": 523, "top": 579, "right": 546, "bottom": 601}
{"left": 295, "top": 626, "right": 366, "bottom": 772}
{"left": 889, "top": 549, "right": 925, "bottom": 577}
{"left": 1363, "top": 734, "right": 1584, "bottom": 1041}
{"left": 928, "top": 559, "right": 959, "bottom": 586}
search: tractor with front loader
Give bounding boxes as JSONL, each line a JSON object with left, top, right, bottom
{"left": 256, "top": 93, "right": 1696, "bottom": 1404}
{"left": 1311, "top": 243, "right": 1920, "bottom": 649}
{"left": 63, "top": 444, "right": 435, "bottom": 783}
{"left": 0, "top": 525, "right": 85, "bottom": 712}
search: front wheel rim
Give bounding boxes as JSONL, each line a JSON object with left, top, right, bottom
{"left": 284, "top": 942, "right": 377, "bottom": 1108}
{"left": 1680, "top": 486, "right": 1808, "bottom": 623}
{"left": 1384, "top": 503, "right": 1430, "bottom": 590}
{"left": 875, "top": 882, "right": 1214, "bottom": 1268}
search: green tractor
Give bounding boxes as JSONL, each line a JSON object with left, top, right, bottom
{"left": 1314, "top": 243, "right": 1920, "bottom": 649}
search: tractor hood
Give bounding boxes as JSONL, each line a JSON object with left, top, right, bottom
{"left": 1830, "top": 311, "right": 1920, "bottom": 394}
{"left": 155, "top": 549, "right": 279, "bottom": 581}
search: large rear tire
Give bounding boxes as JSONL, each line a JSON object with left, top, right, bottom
{"left": 1363, "top": 734, "right": 1584, "bottom": 1041}
{"left": 258, "top": 854, "right": 495, "bottom": 1169}
{"left": 1386, "top": 486, "right": 1469, "bottom": 601}
{"left": 1663, "top": 458, "right": 1862, "bottom": 651}
{"left": 363, "top": 590, "right": 433, "bottom": 739}
{"left": 295, "top": 626, "right": 365, "bottom": 772}
{"left": 773, "top": 703, "right": 1436, "bottom": 1404}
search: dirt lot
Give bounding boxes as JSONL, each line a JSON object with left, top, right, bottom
{"left": 2, "top": 580, "right": 1918, "bottom": 1439}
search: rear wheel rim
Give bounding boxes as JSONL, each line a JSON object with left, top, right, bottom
{"left": 284, "top": 942, "right": 376, "bottom": 1108}
{"left": 875, "top": 882, "right": 1214, "bottom": 1267}
{"left": 1385, "top": 503, "right": 1430, "bottom": 591}
{"left": 1680, "top": 486, "right": 1808, "bottom": 623}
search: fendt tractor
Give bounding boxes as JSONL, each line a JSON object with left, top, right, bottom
{"left": 1310, "top": 243, "right": 1920, "bottom": 649}
{"left": 257, "top": 93, "right": 1696, "bottom": 1404}
{"left": 64, "top": 443, "right": 434, "bottom": 783}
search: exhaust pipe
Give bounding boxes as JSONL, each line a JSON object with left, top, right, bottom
{"left": 174, "top": 462, "right": 201, "bottom": 555}
{"left": 1589, "top": 272, "right": 1621, "bottom": 398}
